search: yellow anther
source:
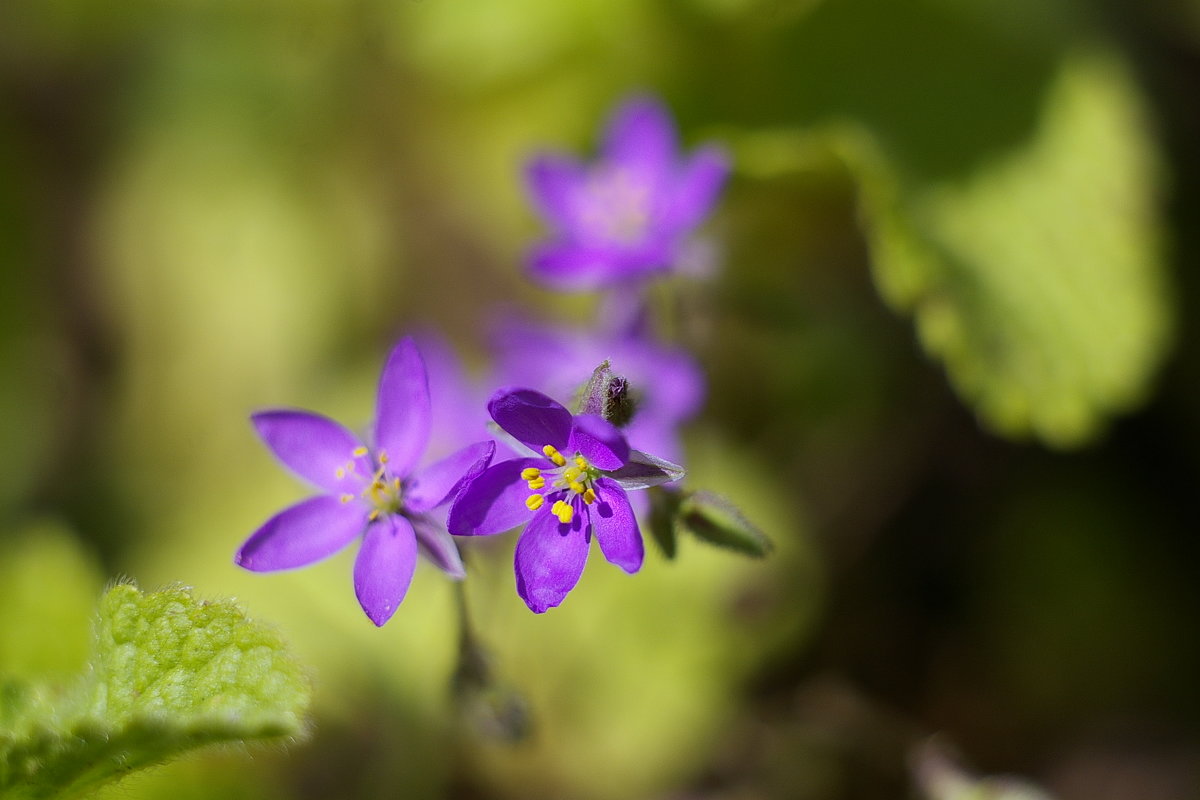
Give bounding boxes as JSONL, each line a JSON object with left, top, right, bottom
{"left": 335, "top": 467, "right": 346, "bottom": 479}
{"left": 521, "top": 467, "right": 541, "bottom": 481}
{"left": 368, "top": 509, "right": 381, "bottom": 521}
{"left": 379, "top": 451, "right": 389, "bottom": 463}
{"left": 527, "top": 476, "right": 546, "bottom": 490}
{"left": 562, "top": 466, "right": 582, "bottom": 483}
{"left": 555, "top": 503, "right": 575, "bottom": 524}
{"left": 392, "top": 477, "right": 401, "bottom": 491}
{"left": 525, "top": 494, "right": 545, "bottom": 511}
{"left": 551, "top": 500, "right": 565, "bottom": 515}
{"left": 353, "top": 446, "right": 369, "bottom": 457}
{"left": 569, "top": 481, "right": 585, "bottom": 494}
{"left": 582, "top": 488, "right": 596, "bottom": 505}
{"left": 340, "top": 494, "right": 354, "bottom": 504}
{"left": 543, "top": 445, "right": 567, "bottom": 467}
{"left": 575, "top": 456, "right": 589, "bottom": 469}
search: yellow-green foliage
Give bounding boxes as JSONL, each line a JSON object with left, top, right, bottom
{"left": 850, "top": 52, "right": 1171, "bottom": 447}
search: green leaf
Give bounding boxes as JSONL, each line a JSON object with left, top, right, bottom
{"left": 0, "top": 584, "right": 310, "bottom": 800}
{"left": 846, "top": 50, "right": 1172, "bottom": 447}
{"left": 677, "top": 491, "right": 773, "bottom": 558}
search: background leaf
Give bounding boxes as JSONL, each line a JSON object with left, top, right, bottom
{"left": 846, "top": 51, "right": 1171, "bottom": 446}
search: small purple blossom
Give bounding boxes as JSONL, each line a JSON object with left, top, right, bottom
{"left": 525, "top": 94, "right": 728, "bottom": 291}
{"left": 492, "top": 316, "right": 704, "bottom": 466}
{"left": 236, "top": 337, "right": 495, "bottom": 627}
{"left": 448, "top": 388, "right": 682, "bottom": 613}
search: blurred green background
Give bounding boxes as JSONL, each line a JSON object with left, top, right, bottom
{"left": 2, "top": 0, "right": 1199, "bottom": 797}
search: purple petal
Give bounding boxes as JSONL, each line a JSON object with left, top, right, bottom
{"left": 252, "top": 410, "right": 370, "bottom": 493}
{"left": 374, "top": 337, "right": 431, "bottom": 478}
{"left": 236, "top": 495, "right": 365, "bottom": 571}
{"left": 528, "top": 241, "right": 635, "bottom": 291}
{"left": 487, "top": 388, "right": 572, "bottom": 454}
{"left": 447, "top": 457, "right": 546, "bottom": 537}
{"left": 354, "top": 515, "right": 418, "bottom": 626}
{"left": 625, "top": 485, "right": 650, "bottom": 521}
{"left": 409, "top": 512, "right": 466, "bottom": 579}
{"left": 602, "top": 95, "right": 678, "bottom": 187}
{"left": 596, "top": 285, "right": 651, "bottom": 339}
{"left": 638, "top": 344, "right": 706, "bottom": 420}
{"left": 526, "top": 153, "right": 585, "bottom": 228}
{"left": 515, "top": 506, "right": 590, "bottom": 613}
{"left": 414, "top": 330, "right": 490, "bottom": 462}
{"left": 591, "top": 478, "right": 643, "bottom": 573}
{"left": 405, "top": 440, "right": 496, "bottom": 513}
{"left": 662, "top": 145, "right": 728, "bottom": 232}
{"left": 569, "top": 414, "right": 630, "bottom": 471}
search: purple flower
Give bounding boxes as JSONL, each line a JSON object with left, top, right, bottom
{"left": 410, "top": 329, "right": 492, "bottom": 460}
{"left": 236, "top": 337, "right": 495, "bottom": 626}
{"left": 448, "top": 388, "right": 683, "bottom": 613}
{"left": 525, "top": 94, "right": 728, "bottom": 291}
{"left": 492, "top": 316, "right": 704, "bottom": 466}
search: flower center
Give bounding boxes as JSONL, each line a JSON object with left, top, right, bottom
{"left": 337, "top": 447, "right": 404, "bottom": 521}
{"left": 579, "top": 167, "right": 652, "bottom": 245}
{"left": 522, "top": 444, "right": 600, "bottom": 524}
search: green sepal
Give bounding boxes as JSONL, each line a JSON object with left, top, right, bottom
{"left": 677, "top": 491, "right": 773, "bottom": 558}
{"left": 646, "top": 487, "right": 682, "bottom": 560}
{"left": 576, "top": 361, "right": 638, "bottom": 428}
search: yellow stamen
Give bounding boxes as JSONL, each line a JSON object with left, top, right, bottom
{"left": 562, "top": 466, "right": 582, "bottom": 483}
{"left": 527, "top": 476, "right": 546, "bottom": 490}
{"left": 392, "top": 477, "right": 401, "bottom": 491}
{"left": 379, "top": 451, "right": 389, "bottom": 463}
{"left": 340, "top": 494, "right": 354, "bottom": 504}
{"left": 569, "top": 481, "right": 585, "bottom": 494}
{"left": 353, "top": 446, "right": 368, "bottom": 457}
{"left": 551, "top": 500, "right": 565, "bottom": 515}
{"left": 521, "top": 467, "right": 541, "bottom": 481}
{"left": 543, "top": 445, "right": 567, "bottom": 467}
{"left": 555, "top": 502, "right": 574, "bottom": 524}
{"left": 335, "top": 467, "right": 346, "bottom": 479}
{"left": 575, "top": 456, "right": 589, "bottom": 469}
{"left": 368, "top": 509, "right": 381, "bottom": 521}
{"left": 582, "top": 488, "right": 596, "bottom": 505}
{"left": 526, "top": 494, "right": 545, "bottom": 510}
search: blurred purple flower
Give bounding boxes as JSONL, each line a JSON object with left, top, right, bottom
{"left": 236, "top": 337, "right": 495, "bottom": 627}
{"left": 525, "top": 94, "right": 728, "bottom": 290}
{"left": 492, "top": 317, "right": 704, "bottom": 466}
{"left": 448, "top": 388, "right": 682, "bottom": 613}
{"left": 410, "top": 330, "right": 492, "bottom": 461}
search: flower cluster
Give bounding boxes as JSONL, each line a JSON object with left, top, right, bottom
{"left": 237, "top": 94, "right": 726, "bottom": 620}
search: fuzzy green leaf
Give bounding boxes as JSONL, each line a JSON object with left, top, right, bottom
{"left": 0, "top": 584, "right": 310, "bottom": 800}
